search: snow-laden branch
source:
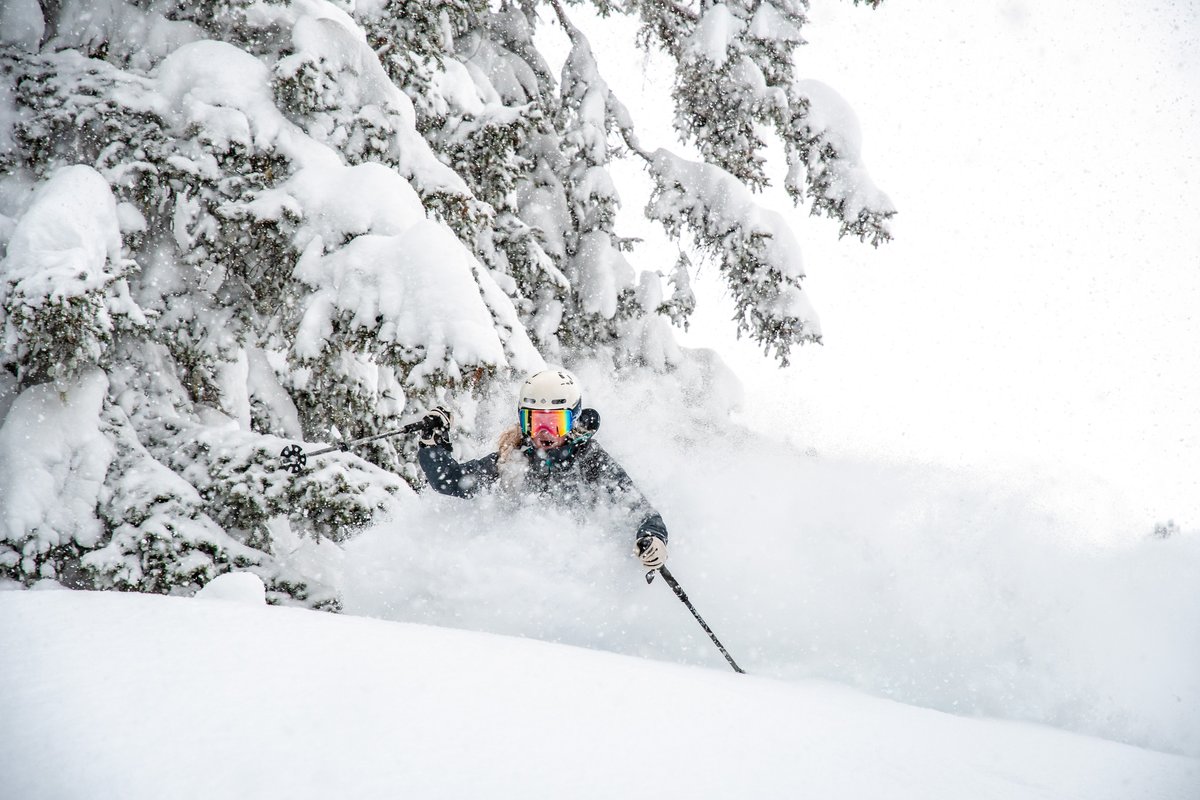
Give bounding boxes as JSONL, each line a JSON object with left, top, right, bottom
{"left": 0, "top": 165, "right": 145, "bottom": 387}
{"left": 645, "top": 149, "right": 820, "bottom": 366}
{"left": 782, "top": 80, "right": 895, "bottom": 246}
{"left": 630, "top": 0, "right": 895, "bottom": 243}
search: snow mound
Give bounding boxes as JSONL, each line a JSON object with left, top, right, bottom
{"left": 1, "top": 589, "right": 1195, "bottom": 800}
{"left": 195, "top": 571, "right": 266, "bottom": 605}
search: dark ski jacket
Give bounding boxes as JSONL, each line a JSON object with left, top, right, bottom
{"left": 417, "top": 438, "right": 668, "bottom": 543}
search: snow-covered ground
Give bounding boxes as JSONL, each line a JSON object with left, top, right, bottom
{"left": 2, "top": 586, "right": 1196, "bottom": 800}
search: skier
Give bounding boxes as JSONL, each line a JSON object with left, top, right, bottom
{"left": 415, "top": 368, "right": 669, "bottom": 571}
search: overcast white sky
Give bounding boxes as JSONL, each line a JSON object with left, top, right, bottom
{"left": 549, "top": 0, "right": 1200, "bottom": 530}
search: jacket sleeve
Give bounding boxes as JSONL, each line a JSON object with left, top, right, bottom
{"left": 417, "top": 443, "right": 500, "bottom": 498}
{"left": 581, "top": 443, "right": 668, "bottom": 543}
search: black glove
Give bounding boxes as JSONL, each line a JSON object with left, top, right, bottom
{"left": 417, "top": 406, "right": 452, "bottom": 448}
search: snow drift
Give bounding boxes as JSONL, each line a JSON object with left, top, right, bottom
{"left": 1, "top": 588, "right": 1195, "bottom": 800}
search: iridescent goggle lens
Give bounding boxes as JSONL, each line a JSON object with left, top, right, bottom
{"left": 519, "top": 407, "right": 574, "bottom": 437}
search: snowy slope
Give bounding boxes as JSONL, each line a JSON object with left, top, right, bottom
{"left": 1, "top": 587, "right": 1195, "bottom": 800}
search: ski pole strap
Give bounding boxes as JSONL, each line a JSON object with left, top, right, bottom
{"left": 657, "top": 566, "right": 747, "bottom": 675}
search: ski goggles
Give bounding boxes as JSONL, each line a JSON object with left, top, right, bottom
{"left": 519, "top": 407, "right": 574, "bottom": 438}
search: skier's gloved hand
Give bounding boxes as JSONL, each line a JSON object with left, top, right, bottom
{"left": 636, "top": 536, "right": 667, "bottom": 570}
{"left": 417, "top": 406, "right": 452, "bottom": 448}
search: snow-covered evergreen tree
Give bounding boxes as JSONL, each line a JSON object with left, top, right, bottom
{"left": 0, "top": 0, "right": 892, "bottom": 603}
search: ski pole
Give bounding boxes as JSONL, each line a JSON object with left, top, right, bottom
{"left": 278, "top": 419, "right": 426, "bottom": 474}
{"left": 647, "top": 565, "right": 746, "bottom": 675}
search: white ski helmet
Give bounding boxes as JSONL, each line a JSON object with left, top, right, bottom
{"left": 518, "top": 368, "right": 582, "bottom": 412}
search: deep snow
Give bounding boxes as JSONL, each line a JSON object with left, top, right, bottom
{"left": 2, "top": 587, "right": 1196, "bottom": 800}
{"left": 330, "top": 362, "right": 1200, "bottom": 761}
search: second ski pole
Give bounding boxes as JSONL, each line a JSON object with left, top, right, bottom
{"left": 647, "top": 565, "right": 746, "bottom": 675}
